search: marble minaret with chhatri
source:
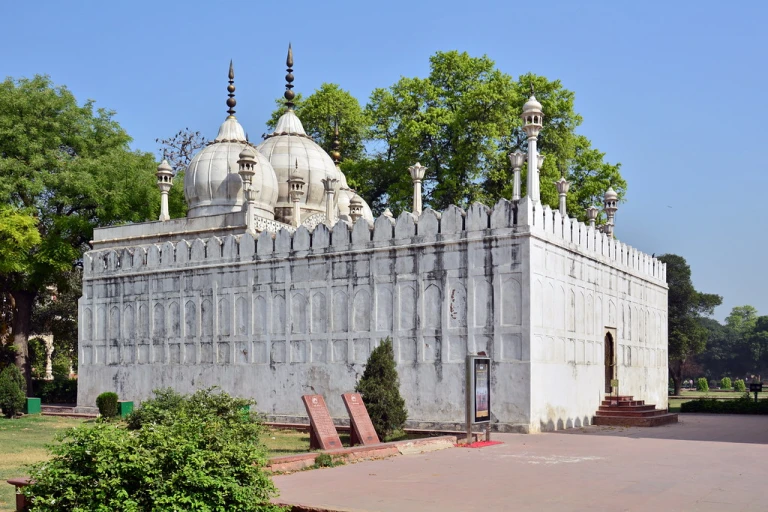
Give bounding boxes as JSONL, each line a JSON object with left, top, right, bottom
{"left": 77, "top": 47, "right": 671, "bottom": 432}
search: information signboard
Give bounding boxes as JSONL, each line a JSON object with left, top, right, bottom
{"left": 467, "top": 355, "right": 491, "bottom": 424}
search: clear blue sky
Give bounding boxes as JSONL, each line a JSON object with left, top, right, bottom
{"left": 3, "top": 0, "right": 766, "bottom": 321}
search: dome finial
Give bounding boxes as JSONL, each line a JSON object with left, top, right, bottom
{"left": 227, "top": 60, "right": 236, "bottom": 117}
{"left": 330, "top": 118, "right": 341, "bottom": 165}
{"left": 530, "top": 81, "right": 535, "bottom": 97}
{"left": 284, "top": 43, "right": 295, "bottom": 110}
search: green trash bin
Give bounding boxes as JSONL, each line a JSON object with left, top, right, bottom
{"left": 118, "top": 401, "right": 134, "bottom": 418}
{"left": 25, "top": 397, "right": 41, "bottom": 415}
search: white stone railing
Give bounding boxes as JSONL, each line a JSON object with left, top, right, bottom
{"left": 84, "top": 198, "right": 664, "bottom": 284}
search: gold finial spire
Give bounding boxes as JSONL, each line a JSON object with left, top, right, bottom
{"left": 284, "top": 43, "right": 295, "bottom": 110}
{"left": 330, "top": 118, "right": 341, "bottom": 165}
{"left": 227, "top": 60, "right": 236, "bottom": 117}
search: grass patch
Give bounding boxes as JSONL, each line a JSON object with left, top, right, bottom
{"left": 0, "top": 415, "right": 86, "bottom": 512}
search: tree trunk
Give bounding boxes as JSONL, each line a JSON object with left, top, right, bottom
{"left": 670, "top": 359, "right": 683, "bottom": 396}
{"left": 11, "top": 290, "right": 35, "bottom": 396}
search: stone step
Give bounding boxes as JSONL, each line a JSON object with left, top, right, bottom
{"left": 598, "top": 404, "right": 656, "bottom": 412}
{"left": 593, "top": 413, "right": 679, "bottom": 427}
{"left": 601, "top": 400, "right": 645, "bottom": 407}
{"left": 41, "top": 411, "right": 97, "bottom": 419}
{"left": 595, "top": 409, "right": 668, "bottom": 418}
{"left": 41, "top": 405, "right": 76, "bottom": 413}
{"left": 603, "top": 395, "right": 634, "bottom": 401}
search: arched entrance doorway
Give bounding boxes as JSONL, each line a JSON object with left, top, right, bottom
{"left": 604, "top": 332, "right": 615, "bottom": 393}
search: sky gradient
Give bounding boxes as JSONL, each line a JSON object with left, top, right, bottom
{"left": 2, "top": 0, "right": 766, "bottom": 321}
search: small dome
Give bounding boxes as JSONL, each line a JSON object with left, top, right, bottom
{"left": 238, "top": 145, "right": 257, "bottom": 161}
{"left": 604, "top": 187, "right": 618, "bottom": 201}
{"left": 522, "top": 95, "right": 543, "bottom": 114}
{"left": 257, "top": 110, "right": 344, "bottom": 218}
{"left": 185, "top": 116, "right": 279, "bottom": 219}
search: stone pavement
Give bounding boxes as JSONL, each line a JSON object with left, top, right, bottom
{"left": 273, "top": 414, "right": 768, "bottom": 512}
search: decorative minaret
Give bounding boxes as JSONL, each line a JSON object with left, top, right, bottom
{"left": 586, "top": 205, "right": 599, "bottom": 228}
{"left": 156, "top": 159, "right": 173, "bottom": 221}
{"left": 288, "top": 159, "right": 305, "bottom": 227}
{"left": 321, "top": 175, "right": 338, "bottom": 224}
{"left": 322, "top": 121, "right": 340, "bottom": 224}
{"left": 408, "top": 162, "right": 427, "bottom": 214}
{"left": 509, "top": 151, "right": 525, "bottom": 202}
{"left": 284, "top": 43, "right": 295, "bottom": 110}
{"left": 555, "top": 176, "right": 570, "bottom": 216}
{"left": 349, "top": 195, "right": 363, "bottom": 224}
{"left": 603, "top": 187, "right": 618, "bottom": 237}
{"left": 521, "top": 85, "right": 544, "bottom": 203}
{"left": 237, "top": 146, "right": 259, "bottom": 233}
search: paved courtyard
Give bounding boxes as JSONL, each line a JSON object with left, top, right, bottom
{"left": 273, "top": 414, "right": 768, "bottom": 512}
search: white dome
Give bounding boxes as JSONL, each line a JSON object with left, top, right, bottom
{"left": 522, "top": 94, "right": 543, "bottom": 114}
{"left": 185, "top": 117, "right": 279, "bottom": 219}
{"left": 256, "top": 110, "right": 344, "bottom": 217}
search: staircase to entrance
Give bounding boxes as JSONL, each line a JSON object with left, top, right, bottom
{"left": 593, "top": 395, "right": 678, "bottom": 427}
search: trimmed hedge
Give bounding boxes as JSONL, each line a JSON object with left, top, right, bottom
{"left": 734, "top": 379, "right": 746, "bottom": 392}
{"left": 680, "top": 395, "right": 768, "bottom": 414}
{"left": 696, "top": 377, "right": 709, "bottom": 392}
{"left": 32, "top": 378, "right": 77, "bottom": 404}
{"left": 96, "top": 391, "right": 118, "bottom": 419}
{"left": 720, "top": 377, "right": 732, "bottom": 390}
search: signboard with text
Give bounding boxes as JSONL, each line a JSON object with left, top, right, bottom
{"left": 341, "top": 392, "right": 380, "bottom": 445}
{"left": 301, "top": 394, "right": 342, "bottom": 450}
{"left": 467, "top": 355, "right": 491, "bottom": 424}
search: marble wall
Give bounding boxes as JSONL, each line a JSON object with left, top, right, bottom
{"left": 78, "top": 198, "right": 667, "bottom": 432}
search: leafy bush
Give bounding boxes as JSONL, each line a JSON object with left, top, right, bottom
{"left": 696, "top": 377, "right": 709, "bottom": 392}
{"left": 734, "top": 379, "right": 747, "bottom": 392}
{"left": 356, "top": 337, "right": 407, "bottom": 439}
{"left": 313, "top": 453, "right": 343, "bottom": 468}
{"left": 0, "top": 365, "right": 27, "bottom": 418}
{"left": 125, "top": 387, "right": 186, "bottom": 429}
{"left": 720, "top": 377, "right": 732, "bottom": 390}
{"left": 680, "top": 394, "right": 768, "bottom": 414}
{"left": 96, "top": 391, "right": 118, "bottom": 419}
{"left": 25, "top": 388, "right": 282, "bottom": 511}
{"left": 31, "top": 378, "right": 77, "bottom": 404}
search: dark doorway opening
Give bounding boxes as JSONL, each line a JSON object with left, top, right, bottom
{"left": 604, "top": 332, "right": 615, "bottom": 394}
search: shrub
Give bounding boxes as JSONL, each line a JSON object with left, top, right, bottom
{"left": 25, "top": 388, "right": 282, "bottom": 511}
{"left": 125, "top": 387, "right": 186, "bottom": 429}
{"left": 0, "top": 365, "right": 26, "bottom": 418}
{"left": 720, "top": 377, "right": 732, "bottom": 390}
{"left": 356, "top": 337, "right": 407, "bottom": 439}
{"left": 734, "top": 379, "right": 747, "bottom": 392}
{"left": 696, "top": 377, "right": 709, "bottom": 392}
{"left": 96, "top": 391, "right": 118, "bottom": 419}
{"left": 680, "top": 394, "right": 768, "bottom": 414}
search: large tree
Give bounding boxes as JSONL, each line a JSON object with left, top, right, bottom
{"left": 658, "top": 254, "right": 722, "bottom": 395}
{"left": 0, "top": 75, "right": 159, "bottom": 390}
{"left": 270, "top": 51, "right": 626, "bottom": 217}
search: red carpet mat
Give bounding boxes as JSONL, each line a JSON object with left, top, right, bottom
{"left": 455, "top": 440, "right": 504, "bottom": 448}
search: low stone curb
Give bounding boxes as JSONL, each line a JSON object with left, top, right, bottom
{"left": 267, "top": 435, "right": 458, "bottom": 473}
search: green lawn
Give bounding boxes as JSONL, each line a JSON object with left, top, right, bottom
{"left": 0, "top": 415, "right": 86, "bottom": 512}
{"left": 668, "top": 389, "right": 767, "bottom": 413}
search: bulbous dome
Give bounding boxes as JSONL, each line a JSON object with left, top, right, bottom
{"left": 522, "top": 94, "right": 543, "bottom": 114}
{"left": 256, "top": 110, "right": 342, "bottom": 218}
{"left": 185, "top": 117, "right": 279, "bottom": 219}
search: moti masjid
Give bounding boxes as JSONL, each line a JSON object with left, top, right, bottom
{"left": 77, "top": 47, "right": 670, "bottom": 432}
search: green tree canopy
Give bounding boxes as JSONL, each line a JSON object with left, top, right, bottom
{"left": 268, "top": 51, "right": 626, "bottom": 218}
{"left": 0, "top": 75, "right": 160, "bottom": 387}
{"left": 658, "top": 253, "right": 722, "bottom": 395}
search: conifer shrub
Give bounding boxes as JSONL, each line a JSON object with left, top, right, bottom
{"left": 24, "top": 388, "right": 281, "bottom": 511}
{"left": 696, "top": 377, "right": 709, "bottom": 392}
{"left": 96, "top": 391, "right": 118, "bottom": 419}
{"left": 720, "top": 377, "right": 732, "bottom": 390}
{"left": 734, "top": 379, "right": 747, "bottom": 392}
{"left": 355, "top": 337, "right": 407, "bottom": 439}
{"left": 0, "top": 365, "right": 26, "bottom": 418}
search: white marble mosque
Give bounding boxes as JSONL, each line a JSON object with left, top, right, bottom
{"left": 76, "top": 47, "right": 669, "bottom": 432}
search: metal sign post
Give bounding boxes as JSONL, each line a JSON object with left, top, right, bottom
{"left": 466, "top": 355, "right": 491, "bottom": 444}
